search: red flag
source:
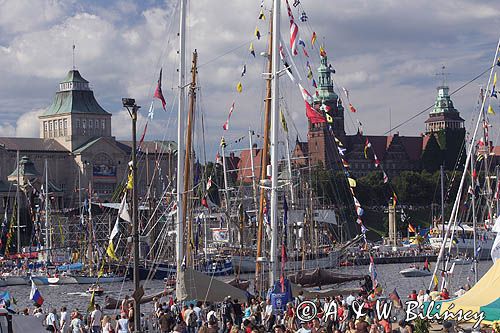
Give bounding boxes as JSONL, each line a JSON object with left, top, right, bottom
{"left": 222, "top": 102, "right": 235, "bottom": 131}
{"left": 285, "top": 0, "right": 299, "bottom": 55}
{"left": 154, "top": 68, "right": 167, "bottom": 110}
{"left": 349, "top": 103, "right": 357, "bottom": 113}
{"left": 139, "top": 122, "right": 148, "bottom": 147}
{"left": 305, "top": 101, "right": 326, "bottom": 124}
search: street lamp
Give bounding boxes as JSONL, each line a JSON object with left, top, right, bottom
{"left": 122, "top": 98, "right": 141, "bottom": 332}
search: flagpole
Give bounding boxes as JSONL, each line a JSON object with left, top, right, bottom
{"left": 470, "top": 150, "right": 478, "bottom": 283}
{"left": 176, "top": 0, "right": 187, "bottom": 302}
{"left": 16, "top": 150, "right": 20, "bottom": 255}
{"left": 269, "top": 0, "right": 280, "bottom": 287}
{"left": 255, "top": 7, "right": 273, "bottom": 295}
{"left": 45, "top": 159, "right": 50, "bottom": 262}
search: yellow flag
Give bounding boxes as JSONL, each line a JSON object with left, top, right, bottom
{"left": 236, "top": 82, "right": 243, "bottom": 93}
{"left": 87, "top": 291, "right": 95, "bottom": 312}
{"left": 433, "top": 274, "right": 438, "bottom": 287}
{"left": 106, "top": 241, "right": 118, "bottom": 261}
{"left": 280, "top": 110, "right": 288, "bottom": 133}
{"left": 220, "top": 137, "right": 226, "bottom": 147}
{"left": 348, "top": 178, "right": 357, "bottom": 188}
{"left": 126, "top": 171, "right": 133, "bottom": 190}
{"left": 254, "top": 27, "right": 261, "bottom": 40}
{"left": 258, "top": 9, "right": 265, "bottom": 20}
{"left": 493, "top": 72, "right": 497, "bottom": 86}
{"left": 326, "top": 113, "right": 333, "bottom": 123}
{"left": 488, "top": 104, "right": 495, "bottom": 115}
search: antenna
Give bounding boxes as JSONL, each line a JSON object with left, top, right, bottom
{"left": 72, "top": 43, "right": 76, "bottom": 69}
{"left": 435, "top": 65, "right": 450, "bottom": 86}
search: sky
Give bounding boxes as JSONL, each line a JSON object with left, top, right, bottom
{"left": 0, "top": 0, "right": 499, "bottom": 160}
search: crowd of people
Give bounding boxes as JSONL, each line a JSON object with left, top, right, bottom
{"left": 13, "top": 284, "right": 475, "bottom": 333}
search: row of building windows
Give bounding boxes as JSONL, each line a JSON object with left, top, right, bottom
{"left": 75, "top": 119, "right": 106, "bottom": 130}
{"left": 44, "top": 119, "right": 68, "bottom": 138}
{"left": 426, "top": 120, "right": 463, "bottom": 132}
{"left": 59, "top": 82, "right": 89, "bottom": 91}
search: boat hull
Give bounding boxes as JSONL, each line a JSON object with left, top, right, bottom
{"left": 30, "top": 276, "right": 49, "bottom": 285}
{"left": 136, "top": 261, "right": 234, "bottom": 280}
{"left": 399, "top": 268, "right": 432, "bottom": 277}
{"left": 232, "top": 251, "right": 340, "bottom": 273}
{"left": 47, "top": 276, "right": 78, "bottom": 285}
{"left": 3, "top": 276, "right": 27, "bottom": 286}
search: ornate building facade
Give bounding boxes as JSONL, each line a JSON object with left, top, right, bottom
{"left": 290, "top": 56, "right": 466, "bottom": 177}
{"left": 0, "top": 69, "right": 176, "bottom": 214}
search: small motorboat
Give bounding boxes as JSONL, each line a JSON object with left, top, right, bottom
{"left": 48, "top": 274, "right": 78, "bottom": 285}
{"left": 87, "top": 284, "right": 104, "bottom": 296}
{"left": 399, "top": 266, "right": 432, "bottom": 277}
{"left": 340, "top": 261, "right": 354, "bottom": 267}
{"left": 452, "top": 258, "right": 472, "bottom": 265}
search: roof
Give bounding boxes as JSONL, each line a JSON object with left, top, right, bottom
{"left": 397, "top": 136, "right": 424, "bottom": 161}
{"left": 61, "top": 70, "right": 89, "bottom": 84}
{"left": 42, "top": 90, "right": 110, "bottom": 117}
{"left": 0, "top": 137, "right": 68, "bottom": 152}
{"left": 8, "top": 156, "right": 41, "bottom": 179}
{"left": 425, "top": 113, "right": 465, "bottom": 123}
{"left": 0, "top": 180, "right": 12, "bottom": 192}
{"left": 295, "top": 141, "right": 309, "bottom": 155}
{"left": 72, "top": 137, "right": 102, "bottom": 154}
{"left": 343, "top": 134, "right": 423, "bottom": 161}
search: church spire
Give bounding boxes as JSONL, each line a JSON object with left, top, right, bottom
{"left": 314, "top": 54, "right": 338, "bottom": 103}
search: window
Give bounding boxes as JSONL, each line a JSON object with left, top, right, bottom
{"left": 82, "top": 119, "right": 86, "bottom": 129}
{"left": 95, "top": 120, "right": 99, "bottom": 130}
{"left": 63, "top": 119, "right": 67, "bottom": 129}
{"left": 59, "top": 120, "right": 63, "bottom": 135}
{"left": 44, "top": 121, "right": 48, "bottom": 132}
{"left": 89, "top": 119, "right": 93, "bottom": 129}
{"left": 101, "top": 120, "right": 105, "bottom": 130}
{"left": 76, "top": 119, "right": 80, "bottom": 128}
{"left": 49, "top": 121, "right": 53, "bottom": 131}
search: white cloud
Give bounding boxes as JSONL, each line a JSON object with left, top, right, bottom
{"left": 16, "top": 109, "right": 44, "bottom": 137}
{"left": 0, "top": 122, "right": 16, "bottom": 137}
{"left": 0, "top": 0, "right": 498, "bottom": 158}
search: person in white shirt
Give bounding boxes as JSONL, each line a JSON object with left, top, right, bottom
{"left": 46, "top": 308, "right": 59, "bottom": 332}
{"left": 60, "top": 306, "right": 71, "bottom": 333}
{"left": 423, "top": 290, "right": 431, "bottom": 302}
{"left": 34, "top": 308, "right": 45, "bottom": 323}
{"left": 90, "top": 304, "right": 103, "bottom": 333}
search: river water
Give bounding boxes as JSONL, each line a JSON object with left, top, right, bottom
{"left": 5, "top": 261, "right": 493, "bottom": 315}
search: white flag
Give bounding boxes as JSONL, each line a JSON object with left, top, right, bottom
{"left": 110, "top": 194, "right": 130, "bottom": 241}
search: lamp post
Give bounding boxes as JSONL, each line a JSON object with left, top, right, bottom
{"left": 122, "top": 98, "right": 141, "bottom": 332}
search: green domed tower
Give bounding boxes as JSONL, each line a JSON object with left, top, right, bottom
{"left": 38, "top": 69, "right": 112, "bottom": 151}
{"left": 307, "top": 54, "right": 344, "bottom": 168}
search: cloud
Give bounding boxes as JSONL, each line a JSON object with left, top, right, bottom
{"left": 0, "top": 0, "right": 499, "bottom": 160}
{"left": 16, "top": 109, "right": 45, "bottom": 137}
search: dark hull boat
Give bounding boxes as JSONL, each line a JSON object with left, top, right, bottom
{"left": 288, "top": 268, "right": 365, "bottom": 287}
{"left": 133, "top": 260, "right": 234, "bottom": 280}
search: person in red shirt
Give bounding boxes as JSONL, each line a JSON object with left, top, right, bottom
{"left": 440, "top": 288, "right": 450, "bottom": 300}
{"left": 407, "top": 290, "right": 417, "bottom": 301}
